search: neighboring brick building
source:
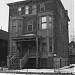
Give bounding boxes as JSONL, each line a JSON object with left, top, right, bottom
{"left": 0, "top": 30, "right": 8, "bottom": 67}
{"left": 69, "top": 41, "right": 75, "bottom": 64}
{"left": 7, "top": 0, "right": 70, "bottom": 69}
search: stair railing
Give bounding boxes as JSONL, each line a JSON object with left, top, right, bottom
{"left": 20, "top": 50, "right": 29, "bottom": 69}
{"left": 9, "top": 51, "right": 19, "bottom": 65}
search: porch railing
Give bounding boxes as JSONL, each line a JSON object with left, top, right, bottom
{"left": 29, "top": 51, "right": 40, "bottom": 58}
{"left": 20, "top": 50, "right": 29, "bottom": 69}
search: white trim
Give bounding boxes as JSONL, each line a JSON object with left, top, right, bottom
{"left": 22, "top": 34, "right": 35, "bottom": 36}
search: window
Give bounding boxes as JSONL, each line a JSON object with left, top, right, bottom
{"left": 49, "top": 46, "right": 52, "bottom": 52}
{"left": 42, "top": 43, "right": 47, "bottom": 52}
{"left": 41, "top": 16, "right": 47, "bottom": 29}
{"left": 39, "top": 16, "right": 52, "bottom": 30}
{"left": 25, "top": 6, "right": 29, "bottom": 14}
{"left": 18, "top": 7, "right": 21, "bottom": 15}
{"left": 32, "top": 5, "right": 36, "bottom": 14}
{"left": 49, "top": 38, "right": 52, "bottom": 52}
{"left": 27, "top": 20, "right": 33, "bottom": 32}
{"left": 42, "top": 38, "right": 47, "bottom": 52}
{"left": 48, "top": 16, "right": 52, "bottom": 28}
{"left": 40, "top": 3, "right": 45, "bottom": 12}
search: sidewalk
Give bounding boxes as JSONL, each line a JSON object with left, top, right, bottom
{"left": 0, "top": 65, "right": 74, "bottom": 75}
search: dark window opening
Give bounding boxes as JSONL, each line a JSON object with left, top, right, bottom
{"left": 27, "top": 19, "right": 33, "bottom": 32}
{"left": 28, "top": 25, "right": 32, "bottom": 31}
{"left": 49, "top": 46, "right": 52, "bottom": 52}
{"left": 40, "top": 3, "right": 45, "bottom": 12}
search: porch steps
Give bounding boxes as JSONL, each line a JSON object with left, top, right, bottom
{"left": 20, "top": 51, "right": 29, "bottom": 69}
{"left": 10, "top": 58, "right": 20, "bottom": 69}
{"left": 9, "top": 51, "right": 20, "bottom": 69}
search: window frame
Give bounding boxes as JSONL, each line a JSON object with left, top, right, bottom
{"left": 32, "top": 4, "right": 37, "bottom": 14}
{"left": 27, "top": 19, "right": 33, "bottom": 32}
{"left": 38, "top": 15, "right": 52, "bottom": 30}
{"left": 17, "top": 7, "right": 22, "bottom": 15}
{"left": 25, "top": 6, "right": 29, "bottom": 14}
{"left": 40, "top": 3, "right": 45, "bottom": 12}
{"left": 41, "top": 16, "right": 47, "bottom": 29}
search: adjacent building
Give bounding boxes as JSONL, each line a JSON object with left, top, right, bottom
{"left": 0, "top": 30, "right": 8, "bottom": 67}
{"left": 7, "top": 0, "right": 70, "bottom": 69}
{"left": 69, "top": 41, "right": 75, "bottom": 64}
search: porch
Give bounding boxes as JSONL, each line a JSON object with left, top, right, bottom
{"left": 12, "top": 34, "right": 42, "bottom": 69}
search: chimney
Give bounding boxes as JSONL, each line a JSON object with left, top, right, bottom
{"left": 66, "top": 10, "right": 68, "bottom": 16}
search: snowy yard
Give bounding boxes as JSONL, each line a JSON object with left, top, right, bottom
{"left": 0, "top": 64, "right": 75, "bottom": 75}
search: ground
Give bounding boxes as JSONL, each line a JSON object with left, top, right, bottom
{"left": 0, "top": 64, "right": 75, "bottom": 75}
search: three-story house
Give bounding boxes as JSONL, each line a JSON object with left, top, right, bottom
{"left": 7, "top": 0, "right": 70, "bottom": 69}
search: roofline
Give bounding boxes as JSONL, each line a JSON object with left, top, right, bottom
{"left": 0, "top": 30, "right": 8, "bottom": 33}
{"left": 7, "top": 0, "right": 38, "bottom": 6}
{"left": 57, "top": 0, "right": 70, "bottom": 21}
{"left": 7, "top": 0, "right": 48, "bottom": 6}
{"left": 7, "top": 0, "right": 70, "bottom": 21}
{"left": 7, "top": 1, "right": 25, "bottom": 6}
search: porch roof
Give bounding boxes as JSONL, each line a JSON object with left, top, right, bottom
{"left": 12, "top": 34, "right": 41, "bottom": 41}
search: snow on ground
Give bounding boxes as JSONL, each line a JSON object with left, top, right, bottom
{"left": 0, "top": 64, "right": 75, "bottom": 75}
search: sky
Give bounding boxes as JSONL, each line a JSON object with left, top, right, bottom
{"left": 0, "top": 0, "right": 74, "bottom": 42}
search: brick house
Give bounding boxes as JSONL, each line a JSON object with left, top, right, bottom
{"left": 7, "top": 0, "right": 70, "bottom": 69}
{"left": 0, "top": 30, "right": 8, "bottom": 67}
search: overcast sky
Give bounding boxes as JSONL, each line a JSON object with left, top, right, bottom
{"left": 0, "top": 0, "right": 74, "bottom": 42}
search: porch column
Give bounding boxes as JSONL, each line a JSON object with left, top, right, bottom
{"left": 47, "top": 37, "right": 49, "bottom": 55}
{"left": 36, "top": 37, "right": 38, "bottom": 68}
{"left": 39, "top": 38, "right": 42, "bottom": 68}
{"left": 17, "top": 42, "right": 22, "bottom": 59}
{"left": 47, "top": 37, "right": 49, "bottom": 68}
